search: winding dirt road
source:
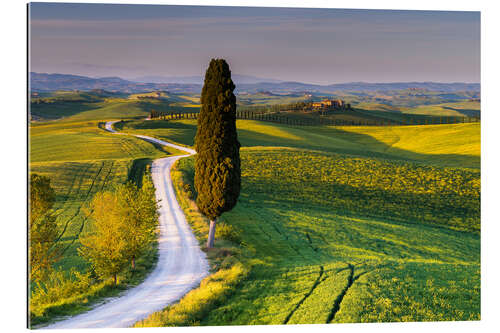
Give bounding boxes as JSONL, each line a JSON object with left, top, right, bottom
{"left": 44, "top": 121, "right": 207, "bottom": 329}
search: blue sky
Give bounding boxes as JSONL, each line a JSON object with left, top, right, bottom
{"left": 29, "top": 3, "right": 480, "bottom": 84}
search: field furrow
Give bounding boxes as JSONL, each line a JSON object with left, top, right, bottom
{"left": 283, "top": 265, "right": 325, "bottom": 324}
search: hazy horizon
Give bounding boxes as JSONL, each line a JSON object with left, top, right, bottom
{"left": 29, "top": 3, "right": 480, "bottom": 85}
{"left": 30, "top": 71, "right": 480, "bottom": 85}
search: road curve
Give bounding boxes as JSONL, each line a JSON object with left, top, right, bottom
{"left": 44, "top": 120, "right": 208, "bottom": 329}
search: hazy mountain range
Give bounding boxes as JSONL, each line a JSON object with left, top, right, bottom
{"left": 30, "top": 72, "right": 480, "bottom": 94}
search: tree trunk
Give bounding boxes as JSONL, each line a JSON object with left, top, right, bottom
{"left": 132, "top": 256, "right": 136, "bottom": 270}
{"left": 113, "top": 273, "right": 117, "bottom": 286}
{"left": 206, "top": 219, "right": 217, "bottom": 248}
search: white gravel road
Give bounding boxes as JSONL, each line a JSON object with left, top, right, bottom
{"left": 43, "top": 121, "right": 207, "bottom": 329}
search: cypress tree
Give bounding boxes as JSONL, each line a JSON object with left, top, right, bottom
{"left": 194, "top": 59, "right": 241, "bottom": 248}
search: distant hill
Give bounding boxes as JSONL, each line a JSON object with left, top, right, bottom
{"left": 30, "top": 72, "right": 479, "bottom": 94}
{"left": 30, "top": 72, "right": 202, "bottom": 93}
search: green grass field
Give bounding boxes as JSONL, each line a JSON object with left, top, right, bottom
{"left": 166, "top": 149, "right": 480, "bottom": 324}
{"left": 117, "top": 119, "right": 479, "bottom": 169}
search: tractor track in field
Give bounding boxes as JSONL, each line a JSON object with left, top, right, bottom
{"left": 283, "top": 265, "right": 325, "bottom": 324}
{"left": 326, "top": 264, "right": 355, "bottom": 323}
{"left": 58, "top": 160, "right": 117, "bottom": 256}
{"left": 53, "top": 158, "right": 115, "bottom": 245}
{"left": 43, "top": 121, "right": 208, "bottom": 329}
{"left": 325, "top": 262, "right": 391, "bottom": 323}
{"left": 53, "top": 162, "right": 105, "bottom": 244}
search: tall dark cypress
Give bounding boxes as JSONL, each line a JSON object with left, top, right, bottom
{"left": 194, "top": 59, "right": 241, "bottom": 248}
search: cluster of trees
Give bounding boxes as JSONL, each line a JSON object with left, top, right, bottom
{"left": 149, "top": 110, "right": 162, "bottom": 119}
{"left": 237, "top": 101, "right": 353, "bottom": 114}
{"left": 237, "top": 101, "right": 312, "bottom": 114}
{"left": 149, "top": 110, "right": 198, "bottom": 120}
{"left": 149, "top": 109, "right": 175, "bottom": 119}
{"left": 79, "top": 172, "right": 159, "bottom": 285}
{"left": 29, "top": 170, "right": 159, "bottom": 287}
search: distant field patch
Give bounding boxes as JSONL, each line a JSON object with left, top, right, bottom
{"left": 339, "top": 123, "right": 480, "bottom": 167}
{"left": 409, "top": 101, "right": 480, "bottom": 117}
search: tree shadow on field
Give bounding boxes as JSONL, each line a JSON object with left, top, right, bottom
{"left": 442, "top": 106, "right": 480, "bottom": 117}
{"left": 30, "top": 102, "right": 98, "bottom": 120}
{"left": 238, "top": 123, "right": 480, "bottom": 169}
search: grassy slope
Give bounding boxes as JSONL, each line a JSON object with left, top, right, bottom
{"left": 30, "top": 121, "right": 168, "bottom": 163}
{"left": 357, "top": 101, "right": 480, "bottom": 117}
{"left": 118, "top": 119, "right": 480, "bottom": 169}
{"left": 30, "top": 99, "right": 146, "bottom": 122}
{"left": 409, "top": 101, "right": 480, "bottom": 117}
{"left": 64, "top": 100, "right": 153, "bottom": 121}
{"left": 340, "top": 123, "right": 480, "bottom": 168}
{"left": 31, "top": 93, "right": 203, "bottom": 122}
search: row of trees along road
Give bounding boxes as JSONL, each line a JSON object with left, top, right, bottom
{"left": 79, "top": 172, "right": 159, "bottom": 285}
{"left": 195, "top": 59, "right": 241, "bottom": 249}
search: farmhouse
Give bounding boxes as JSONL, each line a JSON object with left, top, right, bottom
{"left": 311, "top": 98, "right": 346, "bottom": 110}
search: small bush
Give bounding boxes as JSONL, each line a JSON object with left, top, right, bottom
{"left": 183, "top": 183, "right": 194, "bottom": 199}
{"left": 30, "top": 269, "right": 93, "bottom": 317}
{"left": 215, "top": 222, "right": 242, "bottom": 244}
{"left": 220, "top": 256, "right": 238, "bottom": 269}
